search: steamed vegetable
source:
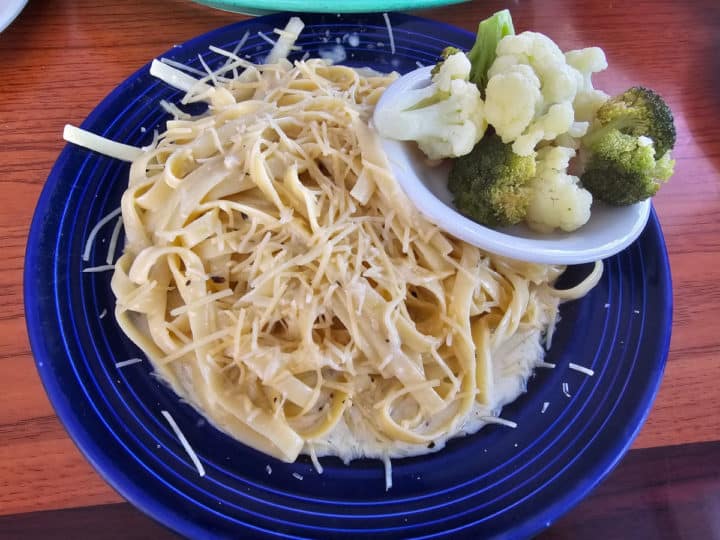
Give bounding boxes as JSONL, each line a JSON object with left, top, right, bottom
{"left": 587, "top": 86, "right": 676, "bottom": 156}
{"left": 387, "top": 8, "right": 516, "bottom": 161}
{"left": 484, "top": 32, "right": 607, "bottom": 156}
{"left": 431, "top": 9, "right": 514, "bottom": 93}
{"left": 448, "top": 133, "right": 535, "bottom": 227}
{"left": 564, "top": 47, "right": 610, "bottom": 123}
{"left": 579, "top": 87, "right": 676, "bottom": 205}
{"left": 374, "top": 51, "right": 486, "bottom": 160}
{"left": 450, "top": 137, "right": 593, "bottom": 232}
{"left": 375, "top": 9, "right": 677, "bottom": 234}
{"left": 430, "top": 46, "right": 461, "bottom": 76}
{"left": 526, "top": 146, "right": 592, "bottom": 232}
{"left": 466, "top": 9, "right": 515, "bottom": 93}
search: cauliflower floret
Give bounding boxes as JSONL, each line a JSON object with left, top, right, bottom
{"left": 493, "top": 32, "right": 579, "bottom": 104}
{"left": 415, "top": 78, "right": 486, "bottom": 159}
{"left": 484, "top": 64, "right": 542, "bottom": 142}
{"left": 484, "top": 32, "right": 606, "bottom": 156}
{"left": 374, "top": 52, "right": 486, "bottom": 160}
{"left": 526, "top": 146, "right": 593, "bottom": 232}
{"left": 565, "top": 46, "right": 607, "bottom": 78}
{"left": 565, "top": 47, "right": 609, "bottom": 122}
{"left": 537, "top": 145, "right": 575, "bottom": 171}
{"left": 513, "top": 102, "right": 574, "bottom": 156}
{"left": 434, "top": 50, "right": 470, "bottom": 92}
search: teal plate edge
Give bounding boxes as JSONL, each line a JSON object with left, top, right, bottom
{"left": 190, "top": 0, "right": 468, "bottom": 16}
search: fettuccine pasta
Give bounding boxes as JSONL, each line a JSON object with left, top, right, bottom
{"left": 109, "top": 52, "right": 600, "bottom": 465}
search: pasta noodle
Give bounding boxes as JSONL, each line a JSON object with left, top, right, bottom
{"left": 107, "top": 47, "right": 600, "bottom": 464}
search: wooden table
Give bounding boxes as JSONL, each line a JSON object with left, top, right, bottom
{"left": 1, "top": 0, "right": 719, "bottom": 538}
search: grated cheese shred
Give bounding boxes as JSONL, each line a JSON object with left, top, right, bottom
{"left": 115, "top": 357, "right": 143, "bottom": 368}
{"left": 82, "top": 207, "right": 121, "bottom": 262}
{"left": 382, "top": 13, "right": 396, "bottom": 55}
{"left": 106, "top": 216, "right": 123, "bottom": 265}
{"left": 161, "top": 410, "right": 206, "bottom": 477}
{"left": 568, "top": 362, "right": 595, "bottom": 376}
{"left": 82, "top": 264, "right": 115, "bottom": 273}
{"left": 481, "top": 416, "right": 518, "bottom": 429}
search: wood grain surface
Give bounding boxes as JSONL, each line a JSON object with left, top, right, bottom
{"left": 1, "top": 0, "right": 719, "bottom": 536}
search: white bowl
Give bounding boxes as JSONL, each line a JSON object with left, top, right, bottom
{"left": 374, "top": 67, "right": 651, "bottom": 265}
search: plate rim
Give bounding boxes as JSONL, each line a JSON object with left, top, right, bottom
{"left": 190, "top": 0, "right": 467, "bottom": 15}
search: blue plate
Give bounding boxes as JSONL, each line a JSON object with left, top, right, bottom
{"left": 25, "top": 12, "right": 672, "bottom": 539}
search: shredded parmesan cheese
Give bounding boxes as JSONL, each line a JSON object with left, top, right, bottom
{"left": 382, "top": 13, "right": 395, "bottom": 55}
{"left": 382, "top": 454, "right": 392, "bottom": 491}
{"left": 537, "top": 361, "right": 556, "bottom": 369}
{"left": 82, "top": 264, "right": 115, "bottom": 273}
{"left": 161, "top": 410, "right": 206, "bottom": 477}
{"left": 481, "top": 416, "right": 518, "bottom": 429}
{"left": 106, "top": 216, "right": 123, "bottom": 265}
{"left": 257, "top": 31, "right": 276, "bottom": 47}
{"left": 308, "top": 444, "right": 324, "bottom": 474}
{"left": 160, "top": 57, "right": 207, "bottom": 78}
{"left": 265, "top": 17, "right": 304, "bottom": 64}
{"left": 568, "top": 362, "right": 595, "bottom": 377}
{"left": 115, "top": 357, "right": 143, "bottom": 368}
{"left": 169, "top": 289, "right": 233, "bottom": 317}
{"left": 149, "top": 59, "right": 211, "bottom": 94}
{"left": 159, "top": 99, "right": 191, "bottom": 120}
{"left": 83, "top": 207, "right": 122, "bottom": 262}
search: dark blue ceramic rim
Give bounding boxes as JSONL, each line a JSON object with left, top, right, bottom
{"left": 24, "top": 12, "right": 672, "bottom": 540}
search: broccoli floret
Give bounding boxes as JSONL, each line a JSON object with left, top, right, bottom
{"left": 448, "top": 133, "right": 536, "bottom": 227}
{"left": 582, "top": 132, "right": 674, "bottom": 204}
{"left": 593, "top": 86, "right": 676, "bottom": 157}
{"left": 580, "top": 87, "right": 676, "bottom": 205}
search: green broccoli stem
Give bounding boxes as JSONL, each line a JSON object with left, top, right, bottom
{"left": 467, "top": 9, "right": 515, "bottom": 96}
